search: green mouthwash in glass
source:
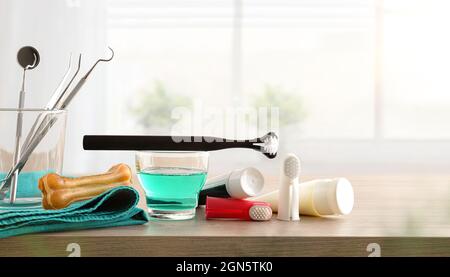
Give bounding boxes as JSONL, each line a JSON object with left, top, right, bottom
{"left": 138, "top": 167, "right": 207, "bottom": 211}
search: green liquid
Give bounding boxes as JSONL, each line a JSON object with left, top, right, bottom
{"left": 138, "top": 167, "right": 207, "bottom": 211}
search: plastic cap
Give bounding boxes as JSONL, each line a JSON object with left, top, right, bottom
{"left": 226, "top": 167, "right": 264, "bottom": 199}
{"left": 313, "top": 178, "right": 354, "bottom": 215}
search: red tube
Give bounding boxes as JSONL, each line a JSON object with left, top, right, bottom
{"left": 205, "top": 196, "right": 272, "bottom": 220}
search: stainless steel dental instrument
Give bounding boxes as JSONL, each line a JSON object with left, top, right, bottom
{"left": 9, "top": 46, "right": 40, "bottom": 203}
{"left": 48, "top": 53, "right": 76, "bottom": 109}
{"left": 83, "top": 132, "right": 279, "bottom": 159}
{"left": 58, "top": 47, "right": 114, "bottom": 108}
{"left": 0, "top": 47, "right": 115, "bottom": 199}
{"left": 21, "top": 54, "right": 78, "bottom": 153}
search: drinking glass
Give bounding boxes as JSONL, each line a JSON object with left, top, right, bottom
{"left": 136, "top": 151, "right": 209, "bottom": 220}
{"left": 0, "top": 108, "right": 67, "bottom": 208}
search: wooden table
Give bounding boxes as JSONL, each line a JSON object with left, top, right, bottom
{"left": 1, "top": 176, "right": 450, "bottom": 256}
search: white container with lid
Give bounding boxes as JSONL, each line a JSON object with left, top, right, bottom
{"left": 250, "top": 177, "right": 354, "bottom": 216}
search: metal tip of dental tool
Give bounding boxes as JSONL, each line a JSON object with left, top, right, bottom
{"left": 59, "top": 47, "right": 114, "bottom": 110}
{"left": 82, "top": 46, "right": 114, "bottom": 79}
{"left": 46, "top": 53, "right": 73, "bottom": 108}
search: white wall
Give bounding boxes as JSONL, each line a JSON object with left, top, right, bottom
{"left": 0, "top": 0, "right": 112, "bottom": 174}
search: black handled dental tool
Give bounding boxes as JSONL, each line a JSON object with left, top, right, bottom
{"left": 83, "top": 132, "right": 278, "bottom": 159}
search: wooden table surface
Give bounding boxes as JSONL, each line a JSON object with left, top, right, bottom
{"left": 1, "top": 175, "right": 450, "bottom": 257}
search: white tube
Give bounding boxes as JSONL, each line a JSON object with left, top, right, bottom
{"left": 198, "top": 167, "right": 264, "bottom": 205}
{"left": 250, "top": 178, "right": 354, "bottom": 217}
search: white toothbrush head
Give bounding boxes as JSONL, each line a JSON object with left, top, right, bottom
{"left": 283, "top": 153, "right": 300, "bottom": 179}
{"left": 249, "top": 205, "right": 273, "bottom": 221}
{"left": 260, "top": 132, "right": 279, "bottom": 159}
{"left": 278, "top": 153, "right": 301, "bottom": 221}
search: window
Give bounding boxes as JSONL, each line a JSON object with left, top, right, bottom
{"left": 105, "top": 0, "right": 450, "bottom": 174}
{"left": 107, "top": 0, "right": 234, "bottom": 134}
{"left": 382, "top": 0, "right": 450, "bottom": 139}
{"left": 107, "top": 0, "right": 376, "bottom": 139}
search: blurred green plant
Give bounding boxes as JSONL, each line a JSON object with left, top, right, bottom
{"left": 252, "top": 85, "right": 306, "bottom": 126}
{"left": 129, "top": 81, "right": 192, "bottom": 128}
{"left": 130, "top": 82, "right": 304, "bottom": 129}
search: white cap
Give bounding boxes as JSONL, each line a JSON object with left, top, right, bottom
{"left": 226, "top": 167, "right": 264, "bottom": 199}
{"left": 313, "top": 178, "right": 354, "bottom": 215}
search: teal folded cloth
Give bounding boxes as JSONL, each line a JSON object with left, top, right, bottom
{"left": 0, "top": 171, "right": 46, "bottom": 198}
{"left": 0, "top": 186, "right": 149, "bottom": 239}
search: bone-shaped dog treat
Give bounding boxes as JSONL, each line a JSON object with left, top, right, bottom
{"left": 38, "top": 163, "right": 132, "bottom": 209}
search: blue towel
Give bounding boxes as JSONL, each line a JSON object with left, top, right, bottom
{"left": 0, "top": 171, "right": 46, "bottom": 198}
{"left": 0, "top": 186, "right": 149, "bottom": 239}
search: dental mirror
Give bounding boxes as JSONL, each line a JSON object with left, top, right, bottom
{"left": 17, "top": 46, "right": 40, "bottom": 70}
{"left": 9, "top": 46, "right": 40, "bottom": 204}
